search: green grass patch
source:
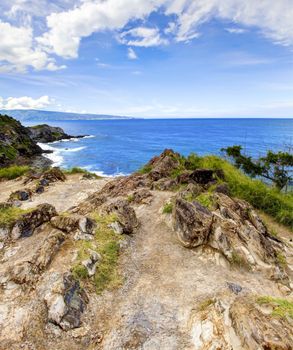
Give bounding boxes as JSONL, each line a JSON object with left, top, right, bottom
{"left": 162, "top": 202, "right": 173, "bottom": 214}
{"left": 276, "top": 252, "right": 287, "bottom": 268}
{"left": 196, "top": 192, "right": 214, "bottom": 209}
{"left": 137, "top": 164, "right": 152, "bottom": 174}
{"left": 257, "top": 296, "right": 293, "bottom": 319}
{"left": 72, "top": 213, "right": 123, "bottom": 294}
{"left": 193, "top": 155, "right": 293, "bottom": 229}
{"left": 63, "top": 167, "right": 102, "bottom": 179}
{"left": 0, "top": 206, "right": 32, "bottom": 228}
{"left": 0, "top": 165, "right": 30, "bottom": 180}
{"left": 229, "top": 251, "right": 251, "bottom": 270}
{"left": 127, "top": 194, "right": 134, "bottom": 203}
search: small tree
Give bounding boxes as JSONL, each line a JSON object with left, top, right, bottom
{"left": 222, "top": 145, "right": 293, "bottom": 190}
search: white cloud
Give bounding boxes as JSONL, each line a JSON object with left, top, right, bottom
{"left": 1, "top": 0, "right": 293, "bottom": 72}
{"left": 0, "top": 95, "right": 53, "bottom": 109}
{"left": 0, "top": 20, "right": 65, "bottom": 72}
{"left": 225, "top": 27, "right": 247, "bottom": 34}
{"left": 120, "top": 27, "right": 168, "bottom": 47}
{"left": 127, "top": 47, "right": 138, "bottom": 60}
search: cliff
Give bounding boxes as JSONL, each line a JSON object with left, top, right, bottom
{"left": 27, "top": 124, "right": 86, "bottom": 143}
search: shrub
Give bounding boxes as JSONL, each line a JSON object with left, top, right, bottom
{"left": 196, "top": 193, "right": 214, "bottom": 209}
{"left": 162, "top": 202, "right": 173, "bottom": 214}
{"left": 63, "top": 167, "right": 102, "bottom": 179}
{"left": 0, "top": 165, "right": 30, "bottom": 180}
{"left": 137, "top": 164, "right": 152, "bottom": 174}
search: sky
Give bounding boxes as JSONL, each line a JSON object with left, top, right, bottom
{"left": 0, "top": 0, "right": 293, "bottom": 118}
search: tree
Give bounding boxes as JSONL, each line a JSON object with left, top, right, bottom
{"left": 221, "top": 145, "right": 293, "bottom": 190}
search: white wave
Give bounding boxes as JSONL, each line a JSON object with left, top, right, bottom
{"left": 83, "top": 135, "right": 95, "bottom": 139}
{"left": 62, "top": 146, "right": 86, "bottom": 153}
{"left": 38, "top": 143, "right": 64, "bottom": 167}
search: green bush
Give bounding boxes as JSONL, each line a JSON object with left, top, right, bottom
{"left": 63, "top": 167, "right": 102, "bottom": 178}
{"left": 0, "top": 165, "right": 30, "bottom": 180}
{"left": 137, "top": 164, "right": 152, "bottom": 174}
{"left": 257, "top": 296, "right": 293, "bottom": 319}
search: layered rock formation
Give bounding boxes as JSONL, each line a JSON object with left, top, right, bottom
{"left": 0, "top": 149, "right": 292, "bottom": 350}
{"left": 27, "top": 124, "right": 86, "bottom": 143}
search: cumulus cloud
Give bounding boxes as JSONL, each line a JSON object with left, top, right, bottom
{"left": 0, "top": 95, "right": 53, "bottom": 109}
{"left": 1, "top": 0, "right": 293, "bottom": 72}
{"left": 0, "top": 20, "right": 65, "bottom": 72}
{"left": 127, "top": 47, "right": 138, "bottom": 60}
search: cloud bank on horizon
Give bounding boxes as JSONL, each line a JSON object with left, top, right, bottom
{"left": 0, "top": 0, "right": 293, "bottom": 117}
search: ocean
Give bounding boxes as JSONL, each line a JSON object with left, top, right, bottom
{"left": 24, "top": 119, "right": 293, "bottom": 176}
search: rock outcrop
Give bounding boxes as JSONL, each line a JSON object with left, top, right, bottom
{"left": 27, "top": 124, "right": 87, "bottom": 143}
{"left": 0, "top": 114, "right": 44, "bottom": 167}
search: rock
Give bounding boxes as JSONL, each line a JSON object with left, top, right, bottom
{"left": 131, "top": 188, "right": 153, "bottom": 204}
{"left": 40, "top": 167, "right": 66, "bottom": 183}
{"left": 214, "top": 183, "right": 230, "bottom": 196}
{"left": 147, "top": 149, "right": 181, "bottom": 181}
{"left": 45, "top": 273, "right": 88, "bottom": 330}
{"left": 103, "top": 199, "right": 139, "bottom": 235}
{"left": 109, "top": 221, "right": 124, "bottom": 235}
{"left": 230, "top": 296, "right": 293, "bottom": 349}
{"left": 189, "top": 169, "right": 215, "bottom": 185}
{"left": 152, "top": 178, "right": 177, "bottom": 191}
{"left": 173, "top": 198, "right": 213, "bottom": 247}
{"left": 27, "top": 124, "right": 86, "bottom": 143}
{"left": 51, "top": 214, "right": 96, "bottom": 235}
{"left": 9, "top": 189, "right": 32, "bottom": 201}
{"left": 35, "top": 185, "right": 45, "bottom": 194}
{"left": 10, "top": 204, "right": 57, "bottom": 240}
{"left": 81, "top": 249, "right": 101, "bottom": 277}
{"left": 176, "top": 171, "right": 193, "bottom": 184}
{"left": 226, "top": 282, "right": 242, "bottom": 294}
{"left": 8, "top": 228, "right": 65, "bottom": 284}
{"left": 0, "top": 114, "right": 44, "bottom": 167}
{"left": 179, "top": 183, "right": 203, "bottom": 200}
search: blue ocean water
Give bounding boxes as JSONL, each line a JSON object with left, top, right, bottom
{"left": 25, "top": 119, "right": 293, "bottom": 176}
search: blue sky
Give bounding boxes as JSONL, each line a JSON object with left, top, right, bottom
{"left": 0, "top": 0, "right": 293, "bottom": 118}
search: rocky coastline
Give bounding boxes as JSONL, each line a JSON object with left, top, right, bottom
{"left": 0, "top": 115, "right": 292, "bottom": 350}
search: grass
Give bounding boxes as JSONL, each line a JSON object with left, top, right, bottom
{"left": 0, "top": 206, "right": 32, "bottom": 228}
{"left": 137, "top": 164, "right": 152, "bottom": 174}
{"left": 72, "top": 213, "right": 123, "bottom": 294}
{"left": 63, "top": 167, "right": 102, "bottom": 179}
{"left": 162, "top": 202, "right": 173, "bottom": 214}
{"left": 276, "top": 252, "right": 287, "bottom": 268}
{"left": 127, "top": 194, "right": 134, "bottom": 202}
{"left": 184, "top": 154, "right": 293, "bottom": 229}
{"left": 257, "top": 296, "right": 293, "bottom": 319}
{"left": 230, "top": 251, "right": 251, "bottom": 270}
{"left": 196, "top": 192, "right": 214, "bottom": 209}
{"left": 0, "top": 165, "right": 30, "bottom": 180}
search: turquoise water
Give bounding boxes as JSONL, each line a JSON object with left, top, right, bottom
{"left": 25, "top": 119, "right": 293, "bottom": 176}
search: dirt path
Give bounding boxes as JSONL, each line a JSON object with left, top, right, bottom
{"left": 93, "top": 190, "right": 281, "bottom": 349}
{"left": 0, "top": 175, "right": 109, "bottom": 212}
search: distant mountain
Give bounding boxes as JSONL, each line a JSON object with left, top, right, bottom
{"left": 0, "top": 109, "right": 133, "bottom": 122}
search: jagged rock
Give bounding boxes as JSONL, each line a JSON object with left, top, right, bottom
{"left": 51, "top": 214, "right": 96, "bottom": 235}
{"left": 35, "top": 185, "right": 45, "bottom": 194}
{"left": 147, "top": 149, "right": 181, "bottom": 181}
{"left": 173, "top": 198, "right": 213, "bottom": 247}
{"left": 103, "top": 199, "right": 139, "bottom": 235}
{"left": 27, "top": 124, "right": 86, "bottom": 143}
{"left": 131, "top": 188, "right": 152, "bottom": 204}
{"left": 189, "top": 169, "right": 215, "bottom": 185}
{"left": 179, "top": 183, "right": 203, "bottom": 199}
{"left": 10, "top": 204, "right": 57, "bottom": 240}
{"left": 81, "top": 249, "right": 101, "bottom": 277}
{"left": 8, "top": 228, "right": 65, "bottom": 284}
{"left": 152, "top": 178, "right": 177, "bottom": 191}
{"left": 176, "top": 171, "right": 193, "bottom": 184}
{"left": 40, "top": 167, "right": 66, "bottom": 183}
{"left": 45, "top": 273, "right": 88, "bottom": 330}
{"left": 230, "top": 296, "right": 293, "bottom": 349}
{"left": 214, "top": 183, "right": 230, "bottom": 196}
{"left": 9, "top": 189, "right": 32, "bottom": 201}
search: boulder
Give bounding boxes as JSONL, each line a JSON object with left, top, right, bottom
{"left": 51, "top": 214, "right": 96, "bottom": 235}
{"left": 45, "top": 273, "right": 88, "bottom": 330}
{"left": 173, "top": 198, "right": 213, "bottom": 247}
{"left": 131, "top": 188, "right": 152, "bottom": 204}
{"left": 189, "top": 169, "right": 215, "bottom": 185}
{"left": 40, "top": 167, "right": 66, "bottom": 183}
{"left": 214, "top": 183, "right": 230, "bottom": 196}
{"left": 81, "top": 249, "right": 102, "bottom": 277}
{"left": 152, "top": 178, "right": 177, "bottom": 191}
{"left": 103, "top": 199, "right": 139, "bottom": 235}
{"left": 9, "top": 189, "right": 32, "bottom": 201}
{"left": 10, "top": 204, "right": 57, "bottom": 240}
{"left": 179, "top": 183, "right": 203, "bottom": 200}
